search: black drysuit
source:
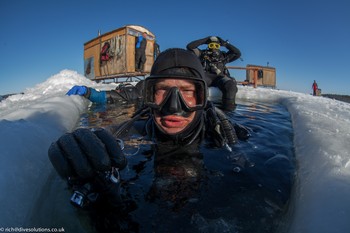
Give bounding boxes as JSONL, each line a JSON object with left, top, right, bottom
{"left": 187, "top": 36, "right": 241, "bottom": 110}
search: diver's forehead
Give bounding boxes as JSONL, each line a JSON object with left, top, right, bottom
{"left": 154, "top": 78, "right": 195, "bottom": 87}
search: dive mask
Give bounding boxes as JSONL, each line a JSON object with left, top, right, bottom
{"left": 144, "top": 77, "right": 207, "bottom": 114}
{"left": 208, "top": 42, "right": 220, "bottom": 50}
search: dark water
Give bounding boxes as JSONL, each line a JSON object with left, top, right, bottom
{"left": 75, "top": 100, "right": 295, "bottom": 233}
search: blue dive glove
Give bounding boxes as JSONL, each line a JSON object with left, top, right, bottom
{"left": 66, "top": 85, "right": 88, "bottom": 96}
{"left": 66, "top": 86, "right": 107, "bottom": 103}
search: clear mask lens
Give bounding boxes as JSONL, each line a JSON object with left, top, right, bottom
{"left": 144, "top": 77, "right": 207, "bottom": 111}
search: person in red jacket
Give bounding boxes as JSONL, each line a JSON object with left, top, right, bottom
{"left": 312, "top": 80, "right": 319, "bottom": 96}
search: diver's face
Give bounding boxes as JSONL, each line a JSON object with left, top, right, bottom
{"left": 153, "top": 79, "right": 197, "bottom": 135}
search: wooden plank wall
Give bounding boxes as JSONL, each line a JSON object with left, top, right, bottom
{"left": 246, "top": 65, "right": 276, "bottom": 87}
{"left": 84, "top": 26, "right": 155, "bottom": 79}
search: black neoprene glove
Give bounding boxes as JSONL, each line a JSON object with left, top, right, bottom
{"left": 48, "top": 128, "right": 127, "bottom": 208}
{"left": 217, "top": 36, "right": 228, "bottom": 46}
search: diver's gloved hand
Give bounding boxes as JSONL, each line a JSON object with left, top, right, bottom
{"left": 48, "top": 128, "right": 127, "bottom": 208}
{"left": 217, "top": 36, "right": 228, "bottom": 46}
{"left": 66, "top": 86, "right": 107, "bottom": 103}
{"left": 66, "top": 85, "right": 89, "bottom": 97}
{"left": 204, "top": 36, "right": 213, "bottom": 44}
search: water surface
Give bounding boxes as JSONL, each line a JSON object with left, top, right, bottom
{"left": 76, "top": 99, "right": 296, "bottom": 233}
{"left": 29, "top": 99, "right": 295, "bottom": 232}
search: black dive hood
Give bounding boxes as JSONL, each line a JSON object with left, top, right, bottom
{"left": 144, "top": 48, "right": 207, "bottom": 143}
{"left": 147, "top": 48, "right": 206, "bottom": 80}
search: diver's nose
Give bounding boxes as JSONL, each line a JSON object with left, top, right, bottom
{"left": 163, "top": 87, "right": 182, "bottom": 114}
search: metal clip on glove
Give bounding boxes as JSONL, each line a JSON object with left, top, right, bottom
{"left": 48, "top": 128, "right": 127, "bottom": 208}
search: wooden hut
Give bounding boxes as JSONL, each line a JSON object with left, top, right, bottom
{"left": 246, "top": 65, "right": 276, "bottom": 88}
{"left": 83, "top": 25, "right": 156, "bottom": 81}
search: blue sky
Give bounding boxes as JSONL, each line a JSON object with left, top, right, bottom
{"left": 1, "top": 0, "right": 349, "bottom": 95}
